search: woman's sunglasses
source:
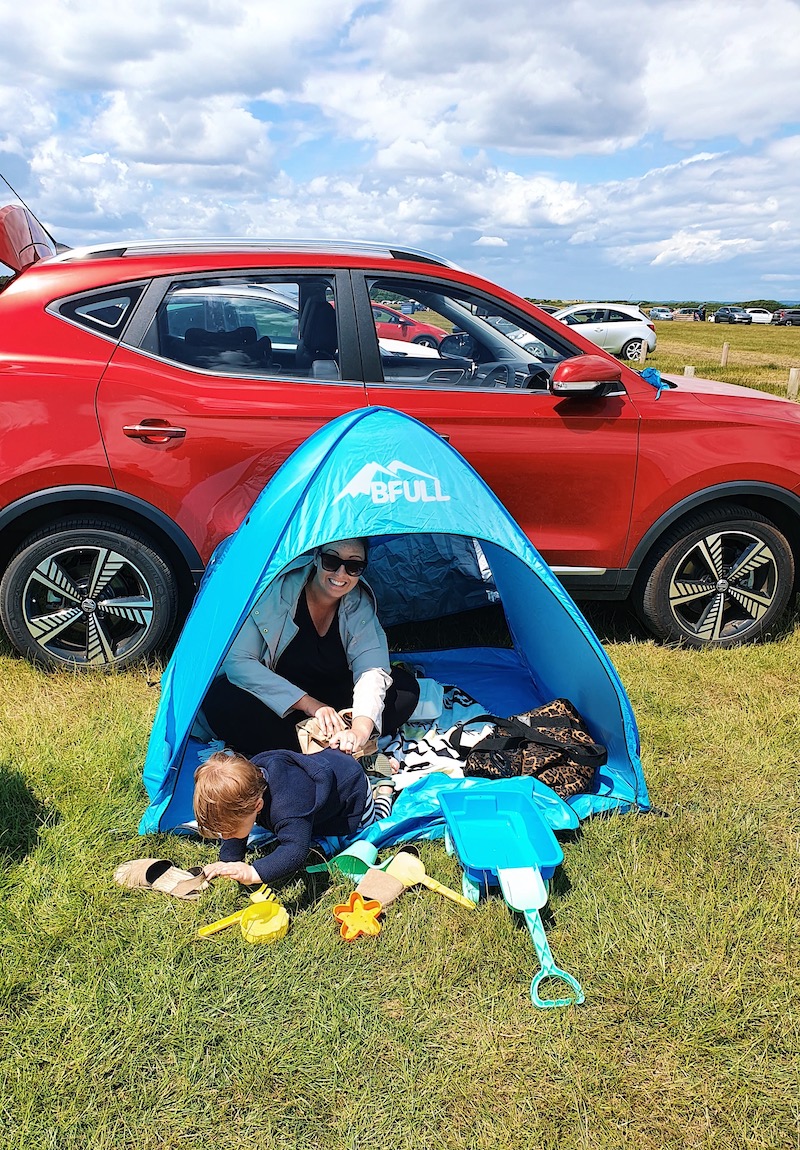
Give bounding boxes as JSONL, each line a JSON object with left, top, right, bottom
{"left": 319, "top": 551, "right": 367, "bottom": 577}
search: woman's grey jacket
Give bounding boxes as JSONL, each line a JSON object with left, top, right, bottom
{"left": 218, "top": 556, "right": 392, "bottom": 730}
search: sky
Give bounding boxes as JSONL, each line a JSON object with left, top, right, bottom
{"left": 1, "top": 0, "right": 799, "bottom": 302}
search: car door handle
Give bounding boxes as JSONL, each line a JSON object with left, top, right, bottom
{"left": 123, "top": 420, "right": 187, "bottom": 443}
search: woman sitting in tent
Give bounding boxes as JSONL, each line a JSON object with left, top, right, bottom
{"left": 202, "top": 537, "right": 419, "bottom": 758}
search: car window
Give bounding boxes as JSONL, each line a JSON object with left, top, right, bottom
{"left": 55, "top": 284, "right": 146, "bottom": 337}
{"left": 365, "top": 276, "right": 575, "bottom": 391}
{"left": 565, "top": 308, "right": 606, "bottom": 325}
{"left": 607, "top": 309, "right": 634, "bottom": 323}
{"left": 372, "top": 306, "right": 402, "bottom": 325}
{"left": 140, "top": 275, "right": 343, "bottom": 380}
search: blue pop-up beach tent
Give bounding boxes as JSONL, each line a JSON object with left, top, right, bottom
{"left": 140, "top": 406, "right": 649, "bottom": 836}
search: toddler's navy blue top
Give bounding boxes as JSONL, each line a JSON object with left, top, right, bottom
{"left": 218, "top": 747, "right": 367, "bottom": 883}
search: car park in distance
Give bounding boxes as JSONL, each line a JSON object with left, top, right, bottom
{"left": 0, "top": 201, "right": 799, "bottom": 668}
{"left": 713, "top": 306, "right": 753, "bottom": 324}
{"left": 744, "top": 308, "right": 773, "bottom": 324}
{"left": 553, "top": 303, "right": 656, "bottom": 360}
{"left": 772, "top": 308, "right": 800, "bottom": 326}
{"left": 649, "top": 307, "right": 674, "bottom": 321}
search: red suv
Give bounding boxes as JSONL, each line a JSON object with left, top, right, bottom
{"left": 0, "top": 203, "right": 799, "bottom": 668}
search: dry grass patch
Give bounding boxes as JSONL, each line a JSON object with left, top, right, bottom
{"left": 648, "top": 322, "right": 800, "bottom": 396}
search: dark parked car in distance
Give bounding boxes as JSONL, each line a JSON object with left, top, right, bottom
{"left": 772, "top": 308, "right": 800, "bottom": 326}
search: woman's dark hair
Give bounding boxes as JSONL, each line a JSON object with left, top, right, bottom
{"left": 320, "top": 536, "right": 369, "bottom": 555}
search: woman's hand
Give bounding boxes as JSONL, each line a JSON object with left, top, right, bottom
{"left": 329, "top": 714, "right": 374, "bottom": 755}
{"left": 296, "top": 696, "right": 347, "bottom": 740}
{"left": 202, "top": 861, "right": 262, "bottom": 885}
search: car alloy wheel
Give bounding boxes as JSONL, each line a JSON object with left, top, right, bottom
{"left": 621, "top": 338, "right": 646, "bottom": 360}
{"left": 412, "top": 334, "right": 439, "bottom": 348}
{"left": 0, "top": 517, "right": 178, "bottom": 669}
{"left": 637, "top": 506, "right": 795, "bottom": 647}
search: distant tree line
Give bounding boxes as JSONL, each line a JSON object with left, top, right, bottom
{"left": 526, "top": 297, "right": 791, "bottom": 310}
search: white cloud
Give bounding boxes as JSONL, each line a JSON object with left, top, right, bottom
{"left": 93, "top": 93, "right": 274, "bottom": 172}
{"left": 649, "top": 229, "right": 760, "bottom": 267}
{"left": 0, "top": 0, "right": 359, "bottom": 98}
{"left": 642, "top": 0, "right": 800, "bottom": 143}
{"left": 474, "top": 236, "right": 508, "bottom": 247}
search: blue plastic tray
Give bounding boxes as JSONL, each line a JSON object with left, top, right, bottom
{"left": 439, "top": 782, "right": 563, "bottom": 884}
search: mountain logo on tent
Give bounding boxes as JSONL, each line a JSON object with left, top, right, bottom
{"left": 333, "top": 460, "right": 451, "bottom": 505}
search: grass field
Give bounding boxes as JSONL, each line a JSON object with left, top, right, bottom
{"left": 645, "top": 320, "right": 800, "bottom": 398}
{"left": 1, "top": 323, "right": 799, "bottom": 1149}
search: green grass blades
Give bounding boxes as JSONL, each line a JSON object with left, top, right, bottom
{"left": 0, "top": 627, "right": 799, "bottom": 1149}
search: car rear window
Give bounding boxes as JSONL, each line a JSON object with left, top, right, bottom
{"left": 55, "top": 284, "right": 146, "bottom": 337}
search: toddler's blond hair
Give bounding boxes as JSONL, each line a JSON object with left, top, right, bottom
{"left": 193, "top": 751, "right": 264, "bottom": 838}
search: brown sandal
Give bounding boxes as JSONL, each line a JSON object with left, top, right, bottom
{"left": 113, "top": 858, "right": 210, "bottom": 901}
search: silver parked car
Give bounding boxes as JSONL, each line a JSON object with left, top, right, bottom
{"left": 553, "top": 303, "right": 657, "bottom": 359}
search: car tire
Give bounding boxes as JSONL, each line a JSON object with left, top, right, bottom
{"left": 0, "top": 516, "right": 179, "bottom": 669}
{"left": 636, "top": 505, "right": 795, "bottom": 648}
{"left": 412, "top": 335, "right": 439, "bottom": 348}
{"left": 621, "top": 339, "right": 646, "bottom": 360}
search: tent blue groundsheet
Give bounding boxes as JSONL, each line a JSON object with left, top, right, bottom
{"left": 139, "top": 407, "right": 649, "bottom": 837}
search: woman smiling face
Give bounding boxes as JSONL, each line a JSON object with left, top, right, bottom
{"left": 311, "top": 538, "right": 367, "bottom": 603}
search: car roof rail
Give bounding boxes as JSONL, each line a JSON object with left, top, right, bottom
{"left": 50, "top": 238, "right": 460, "bottom": 269}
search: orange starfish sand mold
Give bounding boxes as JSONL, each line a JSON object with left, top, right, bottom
{"left": 333, "top": 890, "right": 383, "bottom": 940}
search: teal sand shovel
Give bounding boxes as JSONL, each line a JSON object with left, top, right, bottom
{"left": 497, "top": 866, "right": 584, "bottom": 1008}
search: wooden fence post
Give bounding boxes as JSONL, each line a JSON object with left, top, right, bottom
{"left": 684, "top": 365, "right": 695, "bottom": 377}
{"left": 720, "top": 342, "right": 730, "bottom": 367}
{"left": 789, "top": 367, "right": 800, "bottom": 402}
{"left": 638, "top": 341, "right": 648, "bottom": 363}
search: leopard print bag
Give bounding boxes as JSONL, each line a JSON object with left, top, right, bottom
{"left": 448, "top": 699, "right": 606, "bottom": 799}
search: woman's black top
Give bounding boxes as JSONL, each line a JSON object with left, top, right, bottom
{"left": 274, "top": 586, "right": 353, "bottom": 711}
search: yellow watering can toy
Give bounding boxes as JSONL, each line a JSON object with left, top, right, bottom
{"left": 198, "top": 885, "right": 289, "bottom": 945}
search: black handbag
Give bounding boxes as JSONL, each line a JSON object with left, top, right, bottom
{"left": 448, "top": 699, "right": 606, "bottom": 799}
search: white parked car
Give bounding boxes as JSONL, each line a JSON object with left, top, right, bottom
{"left": 553, "top": 303, "right": 656, "bottom": 359}
{"left": 378, "top": 336, "right": 440, "bottom": 357}
{"left": 744, "top": 308, "right": 774, "bottom": 324}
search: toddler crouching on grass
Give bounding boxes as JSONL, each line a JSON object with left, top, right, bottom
{"left": 195, "top": 748, "right": 394, "bottom": 886}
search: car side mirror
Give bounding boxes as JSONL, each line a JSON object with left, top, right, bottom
{"left": 549, "top": 354, "right": 623, "bottom": 397}
{"left": 439, "top": 332, "right": 476, "bottom": 359}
